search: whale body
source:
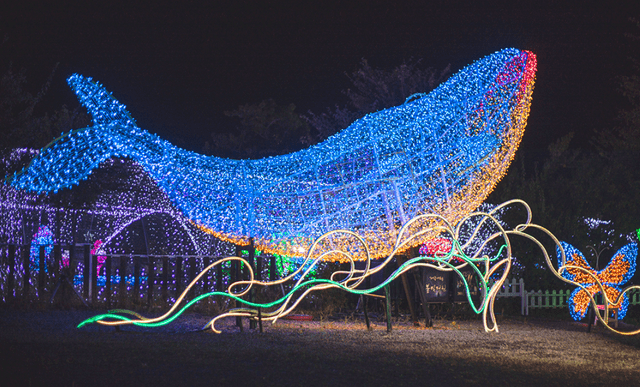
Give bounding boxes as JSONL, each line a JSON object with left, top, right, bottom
{"left": 6, "top": 48, "right": 536, "bottom": 258}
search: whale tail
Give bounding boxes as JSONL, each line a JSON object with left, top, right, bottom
{"left": 5, "top": 76, "right": 141, "bottom": 190}
{"left": 67, "top": 74, "right": 137, "bottom": 128}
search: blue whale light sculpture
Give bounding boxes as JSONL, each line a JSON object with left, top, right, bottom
{"left": 6, "top": 48, "right": 536, "bottom": 259}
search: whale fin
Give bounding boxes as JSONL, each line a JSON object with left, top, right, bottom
{"left": 67, "top": 74, "right": 137, "bottom": 128}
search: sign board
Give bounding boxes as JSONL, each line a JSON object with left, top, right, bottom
{"left": 422, "top": 266, "right": 481, "bottom": 304}
{"left": 423, "top": 269, "right": 451, "bottom": 303}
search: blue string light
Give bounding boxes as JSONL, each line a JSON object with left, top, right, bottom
{"left": 6, "top": 48, "right": 536, "bottom": 259}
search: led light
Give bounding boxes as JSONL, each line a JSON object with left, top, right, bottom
{"left": 78, "top": 199, "right": 536, "bottom": 334}
{"left": 7, "top": 49, "right": 537, "bottom": 260}
{"left": 557, "top": 242, "right": 637, "bottom": 321}
{"left": 30, "top": 225, "right": 54, "bottom": 272}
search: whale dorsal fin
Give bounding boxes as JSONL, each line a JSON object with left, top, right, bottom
{"left": 67, "top": 74, "right": 137, "bottom": 127}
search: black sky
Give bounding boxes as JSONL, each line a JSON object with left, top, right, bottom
{"left": 2, "top": 0, "right": 638, "bottom": 155}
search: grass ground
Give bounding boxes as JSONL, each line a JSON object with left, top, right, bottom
{"left": 1, "top": 307, "right": 639, "bottom": 386}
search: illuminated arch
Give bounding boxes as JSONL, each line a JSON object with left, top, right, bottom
{"left": 97, "top": 209, "right": 203, "bottom": 256}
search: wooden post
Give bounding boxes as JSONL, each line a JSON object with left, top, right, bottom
{"left": 105, "top": 255, "right": 112, "bottom": 309}
{"left": 23, "top": 246, "right": 31, "bottom": 299}
{"left": 91, "top": 251, "right": 98, "bottom": 305}
{"left": 133, "top": 256, "right": 141, "bottom": 304}
{"left": 256, "top": 247, "right": 262, "bottom": 281}
{"left": 269, "top": 255, "right": 276, "bottom": 281}
{"left": 8, "top": 245, "right": 15, "bottom": 300}
{"left": 414, "top": 272, "right": 432, "bottom": 327}
{"left": 362, "top": 295, "right": 371, "bottom": 330}
{"left": 396, "top": 256, "right": 419, "bottom": 326}
{"left": 363, "top": 271, "right": 372, "bottom": 331}
{"left": 384, "top": 285, "right": 392, "bottom": 332}
{"left": 53, "top": 244, "right": 61, "bottom": 280}
{"left": 189, "top": 256, "right": 197, "bottom": 295}
{"left": 38, "top": 245, "right": 46, "bottom": 296}
{"left": 147, "top": 257, "right": 155, "bottom": 307}
{"left": 216, "top": 259, "right": 223, "bottom": 291}
{"left": 175, "top": 257, "right": 183, "bottom": 296}
{"left": 83, "top": 244, "right": 90, "bottom": 300}
{"left": 119, "top": 257, "right": 127, "bottom": 306}
{"left": 394, "top": 279, "right": 400, "bottom": 317}
{"left": 162, "top": 257, "right": 169, "bottom": 306}
{"left": 203, "top": 256, "right": 211, "bottom": 294}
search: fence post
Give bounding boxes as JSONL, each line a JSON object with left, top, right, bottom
{"left": 162, "top": 257, "right": 169, "bottom": 305}
{"left": 216, "top": 259, "right": 223, "bottom": 291}
{"left": 189, "top": 256, "right": 197, "bottom": 295}
{"left": 105, "top": 255, "right": 112, "bottom": 309}
{"left": 53, "top": 245, "right": 61, "bottom": 280}
{"left": 83, "top": 244, "right": 90, "bottom": 300}
{"left": 23, "top": 246, "right": 31, "bottom": 299}
{"left": 256, "top": 250, "right": 262, "bottom": 282}
{"left": 175, "top": 257, "right": 183, "bottom": 296}
{"left": 519, "top": 278, "right": 525, "bottom": 315}
{"left": 147, "top": 257, "right": 155, "bottom": 307}
{"left": 119, "top": 257, "right": 127, "bottom": 306}
{"left": 269, "top": 255, "right": 276, "bottom": 281}
{"left": 38, "top": 245, "right": 46, "bottom": 297}
{"left": 203, "top": 257, "right": 211, "bottom": 295}
{"left": 8, "top": 245, "right": 15, "bottom": 300}
{"left": 91, "top": 251, "right": 98, "bottom": 305}
{"left": 133, "top": 256, "right": 141, "bottom": 303}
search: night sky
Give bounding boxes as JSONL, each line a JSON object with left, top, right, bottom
{"left": 2, "top": 0, "right": 638, "bottom": 155}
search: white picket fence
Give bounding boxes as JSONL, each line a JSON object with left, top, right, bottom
{"left": 494, "top": 278, "right": 640, "bottom": 316}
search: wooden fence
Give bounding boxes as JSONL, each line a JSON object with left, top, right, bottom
{"left": 494, "top": 277, "right": 640, "bottom": 315}
{"left": 0, "top": 243, "right": 276, "bottom": 308}
{"left": 4, "top": 244, "right": 640, "bottom": 317}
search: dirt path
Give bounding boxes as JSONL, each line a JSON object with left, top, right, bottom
{"left": 1, "top": 309, "right": 639, "bottom": 386}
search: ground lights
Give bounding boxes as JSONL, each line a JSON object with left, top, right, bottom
{"left": 6, "top": 48, "right": 537, "bottom": 260}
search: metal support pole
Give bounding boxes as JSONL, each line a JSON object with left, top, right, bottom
{"left": 249, "top": 238, "right": 257, "bottom": 330}
{"left": 384, "top": 285, "right": 393, "bottom": 332}
{"left": 362, "top": 295, "right": 371, "bottom": 330}
{"left": 234, "top": 245, "right": 243, "bottom": 331}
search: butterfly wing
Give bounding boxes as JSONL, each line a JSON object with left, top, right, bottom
{"left": 567, "top": 285, "right": 596, "bottom": 320}
{"left": 598, "top": 243, "right": 637, "bottom": 287}
{"left": 596, "top": 243, "right": 637, "bottom": 320}
{"left": 557, "top": 242, "right": 596, "bottom": 283}
{"left": 568, "top": 284, "right": 630, "bottom": 320}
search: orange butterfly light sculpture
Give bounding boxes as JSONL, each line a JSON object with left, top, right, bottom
{"left": 557, "top": 241, "right": 637, "bottom": 321}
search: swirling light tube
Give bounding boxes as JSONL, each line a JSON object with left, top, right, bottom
{"left": 77, "top": 200, "right": 640, "bottom": 336}
{"left": 78, "top": 200, "right": 533, "bottom": 334}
